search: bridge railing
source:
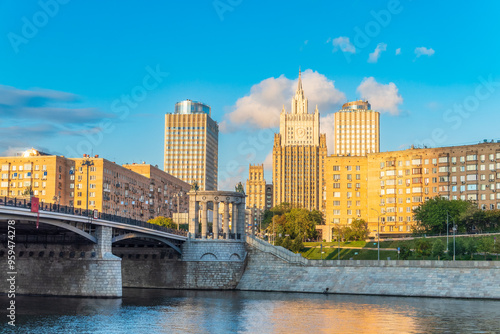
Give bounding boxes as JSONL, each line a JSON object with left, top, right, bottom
{"left": 0, "top": 196, "right": 187, "bottom": 237}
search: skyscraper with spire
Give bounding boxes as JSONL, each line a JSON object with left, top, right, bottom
{"left": 272, "top": 69, "right": 327, "bottom": 212}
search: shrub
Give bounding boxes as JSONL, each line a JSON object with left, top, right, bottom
{"left": 281, "top": 236, "right": 292, "bottom": 250}
{"left": 431, "top": 239, "right": 445, "bottom": 259}
{"left": 291, "top": 237, "right": 304, "bottom": 253}
{"left": 415, "top": 238, "right": 432, "bottom": 258}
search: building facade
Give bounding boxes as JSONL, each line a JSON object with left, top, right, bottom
{"left": 273, "top": 70, "right": 327, "bottom": 212}
{"left": 334, "top": 100, "right": 380, "bottom": 156}
{"left": 0, "top": 149, "right": 74, "bottom": 205}
{"left": 321, "top": 141, "right": 500, "bottom": 241}
{"left": 164, "top": 100, "right": 219, "bottom": 191}
{"left": 246, "top": 164, "right": 266, "bottom": 210}
{"left": 0, "top": 150, "right": 190, "bottom": 222}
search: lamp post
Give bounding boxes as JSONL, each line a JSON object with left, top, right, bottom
{"left": 453, "top": 223, "right": 457, "bottom": 261}
{"left": 446, "top": 212, "right": 449, "bottom": 252}
{"left": 81, "top": 159, "right": 94, "bottom": 218}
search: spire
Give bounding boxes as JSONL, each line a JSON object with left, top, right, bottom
{"left": 297, "top": 67, "right": 303, "bottom": 93}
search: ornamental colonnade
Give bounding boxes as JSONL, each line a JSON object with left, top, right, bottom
{"left": 188, "top": 190, "right": 246, "bottom": 240}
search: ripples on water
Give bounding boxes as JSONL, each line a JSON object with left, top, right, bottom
{"left": 1, "top": 289, "right": 499, "bottom": 333}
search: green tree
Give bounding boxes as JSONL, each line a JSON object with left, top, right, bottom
{"left": 464, "top": 237, "right": 478, "bottom": 260}
{"left": 447, "top": 238, "right": 466, "bottom": 257}
{"left": 477, "top": 237, "right": 494, "bottom": 260}
{"left": 350, "top": 218, "right": 369, "bottom": 241}
{"left": 281, "top": 236, "right": 292, "bottom": 250}
{"left": 492, "top": 239, "right": 500, "bottom": 260}
{"left": 147, "top": 216, "right": 177, "bottom": 229}
{"left": 413, "top": 197, "right": 473, "bottom": 235}
{"left": 290, "top": 237, "right": 304, "bottom": 253}
{"left": 415, "top": 238, "right": 432, "bottom": 258}
{"left": 274, "top": 236, "right": 283, "bottom": 247}
{"left": 399, "top": 245, "right": 412, "bottom": 260}
{"left": 431, "top": 239, "right": 445, "bottom": 259}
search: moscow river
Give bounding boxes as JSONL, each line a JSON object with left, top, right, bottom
{"left": 2, "top": 288, "right": 500, "bottom": 333}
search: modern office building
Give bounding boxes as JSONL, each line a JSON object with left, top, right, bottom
{"left": 334, "top": 100, "right": 380, "bottom": 156}
{"left": 320, "top": 141, "right": 500, "bottom": 241}
{"left": 0, "top": 149, "right": 190, "bottom": 221}
{"left": 164, "top": 100, "right": 219, "bottom": 191}
{"left": 273, "top": 70, "right": 327, "bottom": 212}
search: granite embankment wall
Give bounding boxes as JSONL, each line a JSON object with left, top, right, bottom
{"left": 0, "top": 244, "right": 122, "bottom": 297}
{"left": 121, "top": 239, "right": 247, "bottom": 290}
{"left": 238, "top": 236, "right": 500, "bottom": 299}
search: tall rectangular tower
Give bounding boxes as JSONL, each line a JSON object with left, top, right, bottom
{"left": 334, "top": 100, "right": 380, "bottom": 156}
{"left": 273, "top": 70, "right": 327, "bottom": 212}
{"left": 164, "top": 100, "right": 219, "bottom": 191}
{"left": 246, "top": 164, "right": 266, "bottom": 210}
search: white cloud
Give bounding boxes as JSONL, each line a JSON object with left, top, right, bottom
{"left": 356, "top": 77, "right": 403, "bottom": 115}
{"left": 395, "top": 48, "right": 401, "bottom": 55}
{"left": 263, "top": 150, "right": 273, "bottom": 169}
{"left": 221, "top": 69, "right": 345, "bottom": 132}
{"left": 320, "top": 113, "right": 336, "bottom": 155}
{"left": 331, "top": 36, "right": 355, "bottom": 53}
{"left": 368, "top": 43, "right": 387, "bottom": 63}
{"left": 414, "top": 46, "right": 435, "bottom": 57}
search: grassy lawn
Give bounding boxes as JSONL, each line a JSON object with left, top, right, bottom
{"left": 299, "top": 235, "right": 499, "bottom": 261}
{"left": 304, "top": 240, "right": 367, "bottom": 248}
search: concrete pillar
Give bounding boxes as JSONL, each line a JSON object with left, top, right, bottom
{"left": 224, "top": 201, "right": 230, "bottom": 239}
{"left": 95, "top": 225, "right": 114, "bottom": 258}
{"left": 238, "top": 202, "right": 246, "bottom": 240}
{"left": 213, "top": 201, "right": 219, "bottom": 240}
{"left": 189, "top": 196, "right": 199, "bottom": 237}
{"left": 249, "top": 209, "right": 254, "bottom": 236}
{"left": 232, "top": 202, "right": 238, "bottom": 237}
{"left": 201, "top": 202, "right": 208, "bottom": 239}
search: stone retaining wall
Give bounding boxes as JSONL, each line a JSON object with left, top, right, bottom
{"left": 238, "top": 236, "right": 500, "bottom": 299}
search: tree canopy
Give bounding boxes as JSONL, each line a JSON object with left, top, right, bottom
{"left": 147, "top": 216, "right": 177, "bottom": 229}
{"left": 413, "top": 197, "right": 500, "bottom": 235}
{"left": 265, "top": 203, "right": 323, "bottom": 240}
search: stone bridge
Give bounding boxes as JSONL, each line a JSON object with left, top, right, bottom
{"left": 0, "top": 191, "right": 247, "bottom": 298}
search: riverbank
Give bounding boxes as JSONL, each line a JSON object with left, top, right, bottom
{"left": 237, "top": 236, "right": 500, "bottom": 299}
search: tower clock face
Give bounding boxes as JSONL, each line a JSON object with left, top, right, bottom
{"left": 296, "top": 127, "right": 306, "bottom": 138}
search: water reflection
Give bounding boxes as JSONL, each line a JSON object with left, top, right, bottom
{"left": 1, "top": 289, "right": 499, "bottom": 333}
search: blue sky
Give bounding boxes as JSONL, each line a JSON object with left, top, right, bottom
{"left": 1, "top": 1, "right": 500, "bottom": 189}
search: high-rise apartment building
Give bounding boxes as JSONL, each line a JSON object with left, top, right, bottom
{"left": 273, "top": 70, "right": 327, "bottom": 212}
{"left": 164, "top": 100, "right": 219, "bottom": 191}
{"left": 319, "top": 141, "right": 500, "bottom": 241}
{"left": 334, "top": 100, "right": 380, "bottom": 156}
{"left": 246, "top": 164, "right": 266, "bottom": 210}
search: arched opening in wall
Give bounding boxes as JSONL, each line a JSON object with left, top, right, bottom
{"left": 229, "top": 253, "right": 241, "bottom": 261}
{"left": 111, "top": 234, "right": 182, "bottom": 259}
{"left": 200, "top": 253, "right": 218, "bottom": 261}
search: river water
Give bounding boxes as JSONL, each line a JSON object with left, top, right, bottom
{"left": 2, "top": 289, "right": 499, "bottom": 333}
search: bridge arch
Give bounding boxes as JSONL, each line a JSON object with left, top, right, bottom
{"left": 112, "top": 233, "right": 182, "bottom": 254}
{"left": 0, "top": 215, "right": 97, "bottom": 244}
